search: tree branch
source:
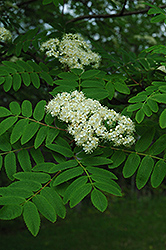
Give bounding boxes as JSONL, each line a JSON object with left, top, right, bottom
{"left": 119, "top": 0, "right": 127, "bottom": 15}
{"left": 66, "top": 4, "right": 166, "bottom": 24}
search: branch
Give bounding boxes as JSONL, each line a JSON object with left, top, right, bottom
{"left": 66, "top": 4, "right": 166, "bottom": 24}
{"left": 119, "top": 0, "right": 127, "bottom": 15}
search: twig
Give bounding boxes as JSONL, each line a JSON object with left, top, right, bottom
{"left": 66, "top": 4, "right": 166, "bottom": 24}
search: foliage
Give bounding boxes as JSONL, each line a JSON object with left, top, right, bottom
{"left": 1, "top": 0, "right": 166, "bottom": 236}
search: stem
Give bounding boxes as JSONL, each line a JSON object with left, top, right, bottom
{"left": 13, "top": 114, "right": 67, "bottom": 131}
{"left": 22, "top": 171, "right": 61, "bottom": 205}
{"left": 99, "top": 145, "right": 166, "bottom": 162}
{"left": 74, "top": 155, "right": 94, "bottom": 187}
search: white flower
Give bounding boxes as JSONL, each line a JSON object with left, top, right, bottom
{"left": 0, "top": 27, "right": 12, "bottom": 41}
{"left": 46, "top": 91, "right": 135, "bottom": 153}
{"left": 40, "top": 33, "right": 101, "bottom": 69}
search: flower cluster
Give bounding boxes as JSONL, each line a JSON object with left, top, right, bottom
{"left": 46, "top": 91, "right": 135, "bottom": 153}
{"left": 40, "top": 33, "right": 101, "bottom": 69}
{"left": 0, "top": 27, "right": 12, "bottom": 41}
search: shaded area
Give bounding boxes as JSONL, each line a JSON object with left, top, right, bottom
{"left": 0, "top": 195, "right": 166, "bottom": 250}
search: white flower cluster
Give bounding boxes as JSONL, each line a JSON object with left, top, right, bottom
{"left": 46, "top": 91, "right": 135, "bottom": 153}
{"left": 0, "top": 27, "right": 12, "bottom": 41}
{"left": 40, "top": 33, "right": 101, "bottom": 69}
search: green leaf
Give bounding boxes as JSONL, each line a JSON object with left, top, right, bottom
{"left": 0, "top": 107, "right": 11, "bottom": 117}
{"left": 13, "top": 74, "right": 22, "bottom": 91}
{"left": 135, "top": 127, "right": 155, "bottom": 152}
{"left": 94, "top": 182, "right": 122, "bottom": 196}
{"left": 33, "top": 195, "right": 56, "bottom": 223}
{"left": 4, "top": 152, "right": 16, "bottom": 181}
{"left": 71, "top": 68, "right": 83, "bottom": 75}
{"left": 28, "top": 61, "right": 42, "bottom": 72}
{"left": 0, "top": 187, "right": 32, "bottom": 198}
{"left": 147, "top": 99, "right": 158, "bottom": 113}
{"left": 42, "top": 0, "right": 53, "bottom": 4}
{"left": 58, "top": 72, "right": 79, "bottom": 80}
{"left": 49, "top": 160, "right": 78, "bottom": 173}
{"left": 159, "top": 85, "right": 166, "bottom": 93}
{"left": 69, "top": 183, "right": 92, "bottom": 208}
{"left": 142, "top": 103, "right": 152, "bottom": 117}
{"left": 9, "top": 180, "right": 42, "bottom": 192}
{"left": 53, "top": 0, "right": 59, "bottom": 6}
{"left": 21, "top": 122, "right": 40, "bottom": 145}
{"left": 30, "top": 148, "right": 44, "bottom": 164}
{"left": 17, "top": 149, "right": 32, "bottom": 172}
{"left": 10, "top": 119, "right": 29, "bottom": 144}
{"left": 0, "top": 116, "right": 18, "bottom": 136}
{"left": 129, "top": 94, "right": 147, "bottom": 103}
{"left": 50, "top": 85, "right": 75, "bottom": 96}
{"left": 151, "top": 94, "right": 166, "bottom": 104}
{"left": 159, "top": 109, "right": 166, "bottom": 129}
{"left": 34, "top": 126, "right": 48, "bottom": 149}
{"left": 109, "top": 151, "right": 126, "bottom": 168}
{"left": 127, "top": 103, "right": 143, "bottom": 112}
{"left": 81, "top": 80, "right": 104, "bottom": 88}
{"left": 21, "top": 100, "right": 32, "bottom": 117}
{"left": 44, "top": 113, "right": 54, "bottom": 125}
{"left": 86, "top": 166, "right": 118, "bottom": 180}
{"left": 23, "top": 201, "right": 40, "bottom": 236}
{"left": 0, "top": 205, "right": 22, "bottom": 220}
{"left": 0, "top": 134, "right": 11, "bottom": 151}
{"left": 151, "top": 14, "right": 166, "bottom": 23}
{"left": 148, "top": 7, "right": 163, "bottom": 14}
{"left": 46, "top": 144, "right": 74, "bottom": 157}
{"left": 114, "top": 82, "right": 130, "bottom": 94}
{"left": 9, "top": 101, "right": 21, "bottom": 115}
{"left": 32, "top": 162, "right": 56, "bottom": 172}
{"left": 14, "top": 172, "right": 51, "bottom": 183}
{"left": 135, "top": 109, "right": 145, "bottom": 123}
{"left": 151, "top": 160, "right": 166, "bottom": 188}
{"left": 45, "top": 129, "right": 59, "bottom": 144}
{"left": 81, "top": 70, "right": 100, "bottom": 79}
{"left": 55, "top": 136, "right": 71, "bottom": 149}
{"left": 105, "top": 81, "right": 115, "bottom": 100}
{"left": 23, "top": 40, "right": 31, "bottom": 52}
{"left": 136, "top": 156, "right": 154, "bottom": 189}
{"left": 54, "top": 79, "right": 78, "bottom": 87}
{"left": 16, "top": 60, "right": 32, "bottom": 72}
{"left": 53, "top": 167, "right": 83, "bottom": 186}
{"left": 123, "top": 153, "right": 141, "bottom": 178}
{"left": 3, "top": 75, "right": 12, "bottom": 92}
{"left": 81, "top": 157, "right": 113, "bottom": 167}
{"left": 30, "top": 72, "right": 40, "bottom": 89}
{"left": 63, "top": 176, "right": 88, "bottom": 204}
{"left": 41, "top": 187, "right": 66, "bottom": 218}
{"left": 0, "top": 77, "right": 5, "bottom": 85}
{"left": 91, "top": 189, "right": 108, "bottom": 212}
{"left": 15, "top": 41, "right": 22, "bottom": 56}
{"left": 40, "top": 71, "right": 53, "bottom": 86}
{"left": 52, "top": 152, "right": 66, "bottom": 163}
{"left": 22, "top": 72, "right": 31, "bottom": 86}
{"left": 149, "top": 135, "right": 166, "bottom": 155}
{"left": 83, "top": 88, "right": 109, "bottom": 100}
{"left": 33, "top": 100, "right": 46, "bottom": 121}
{"left": 0, "top": 196, "right": 25, "bottom": 205}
